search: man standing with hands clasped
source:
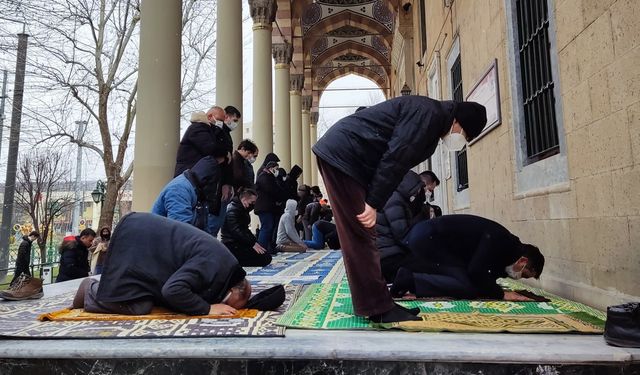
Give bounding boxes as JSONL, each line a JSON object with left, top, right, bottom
{"left": 312, "top": 96, "right": 487, "bottom": 323}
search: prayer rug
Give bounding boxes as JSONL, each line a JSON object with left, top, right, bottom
{"left": 0, "top": 284, "right": 301, "bottom": 339}
{"left": 38, "top": 307, "right": 258, "bottom": 322}
{"left": 246, "top": 250, "right": 345, "bottom": 285}
{"left": 276, "top": 282, "right": 605, "bottom": 333}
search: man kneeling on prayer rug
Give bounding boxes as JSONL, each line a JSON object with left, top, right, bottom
{"left": 391, "top": 214, "right": 545, "bottom": 302}
{"left": 72, "top": 212, "right": 251, "bottom": 316}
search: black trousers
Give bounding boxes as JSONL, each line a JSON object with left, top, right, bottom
{"left": 224, "top": 242, "right": 272, "bottom": 267}
{"left": 11, "top": 247, "right": 32, "bottom": 285}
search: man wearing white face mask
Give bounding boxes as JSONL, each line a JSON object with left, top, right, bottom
{"left": 392, "top": 214, "right": 545, "bottom": 301}
{"left": 206, "top": 106, "right": 243, "bottom": 236}
{"left": 312, "top": 96, "right": 487, "bottom": 323}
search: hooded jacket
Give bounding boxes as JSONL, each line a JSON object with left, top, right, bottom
{"left": 255, "top": 168, "right": 286, "bottom": 214}
{"left": 174, "top": 112, "right": 233, "bottom": 186}
{"left": 276, "top": 199, "right": 305, "bottom": 246}
{"left": 97, "top": 213, "right": 244, "bottom": 316}
{"left": 312, "top": 96, "right": 454, "bottom": 210}
{"left": 57, "top": 236, "right": 90, "bottom": 282}
{"left": 152, "top": 156, "right": 220, "bottom": 228}
{"left": 376, "top": 171, "right": 426, "bottom": 259}
{"left": 256, "top": 153, "right": 281, "bottom": 178}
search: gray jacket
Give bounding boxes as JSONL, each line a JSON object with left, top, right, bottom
{"left": 276, "top": 199, "right": 305, "bottom": 246}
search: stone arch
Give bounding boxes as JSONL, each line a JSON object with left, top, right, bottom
{"left": 313, "top": 41, "right": 390, "bottom": 75}
{"left": 317, "top": 67, "right": 388, "bottom": 96}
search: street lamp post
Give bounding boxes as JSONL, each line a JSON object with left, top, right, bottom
{"left": 91, "top": 180, "right": 106, "bottom": 228}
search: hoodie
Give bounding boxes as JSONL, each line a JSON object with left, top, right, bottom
{"left": 276, "top": 199, "right": 305, "bottom": 246}
{"left": 152, "top": 156, "right": 220, "bottom": 228}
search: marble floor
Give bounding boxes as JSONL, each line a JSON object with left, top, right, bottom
{"left": 1, "top": 264, "right": 639, "bottom": 374}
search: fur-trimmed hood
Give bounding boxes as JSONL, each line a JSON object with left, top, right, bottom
{"left": 190, "top": 111, "right": 210, "bottom": 124}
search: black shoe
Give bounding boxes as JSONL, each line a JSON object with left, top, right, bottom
{"left": 604, "top": 302, "right": 640, "bottom": 348}
{"left": 369, "top": 304, "right": 421, "bottom": 323}
{"left": 390, "top": 267, "right": 415, "bottom": 298}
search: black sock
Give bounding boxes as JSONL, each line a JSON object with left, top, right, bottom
{"left": 369, "top": 304, "right": 421, "bottom": 323}
{"left": 395, "top": 302, "right": 420, "bottom": 316}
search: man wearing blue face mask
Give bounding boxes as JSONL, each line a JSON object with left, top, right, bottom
{"left": 312, "top": 96, "right": 487, "bottom": 323}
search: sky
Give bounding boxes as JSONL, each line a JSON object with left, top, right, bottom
{"left": 0, "top": 3, "right": 385, "bottom": 183}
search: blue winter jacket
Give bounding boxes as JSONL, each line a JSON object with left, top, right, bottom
{"left": 152, "top": 156, "right": 220, "bottom": 227}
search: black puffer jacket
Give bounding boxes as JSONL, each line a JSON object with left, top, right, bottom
{"left": 221, "top": 198, "right": 257, "bottom": 248}
{"left": 174, "top": 112, "right": 233, "bottom": 186}
{"left": 56, "top": 236, "right": 90, "bottom": 282}
{"left": 376, "top": 171, "right": 426, "bottom": 259}
{"left": 312, "top": 96, "right": 454, "bottom": 209}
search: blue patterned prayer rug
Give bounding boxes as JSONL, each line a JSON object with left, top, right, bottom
{"left": 246, "top": 250, "right": 345, "bottom": 285}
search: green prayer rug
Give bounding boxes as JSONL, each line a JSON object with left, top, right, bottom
{"left": 276, "top": 282, "right": 605, "bottom": 333}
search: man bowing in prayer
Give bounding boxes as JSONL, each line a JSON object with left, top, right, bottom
{"left": 72, "top": 212, "right": 251, "bottom": 316}
{"left": 312, "top": 96, "right": 486, "bottom": 323}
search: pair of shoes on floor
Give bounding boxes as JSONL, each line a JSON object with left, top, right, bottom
{"left": 0, "top": 274, "right": 44, "bottom": 301}
{"left": 604, "top": 302, "right": 640, "bottom": 348}
{"left": 369, "top": 303, "right": 421, "bottom": 323}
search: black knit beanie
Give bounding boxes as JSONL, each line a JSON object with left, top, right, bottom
{"left": 454, "top": 101, "right": 487, "bottom": 141}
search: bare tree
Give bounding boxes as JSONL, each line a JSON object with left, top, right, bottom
{"left": 14, "top": 151, "right": 75, "bottom": 267}
{"left": 0, "top": 0, "right": 218, "bottom": 229}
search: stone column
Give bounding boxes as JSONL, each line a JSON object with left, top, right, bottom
{"left": 309, "top": 111, "right": 319, "bottom": 187}
{"left": 249, "top": 0, "right": 277, "bottom": 167}
{"left": 301, "top": 95, "right": 312, "bottom": 184}
{"left": 272, "top": 42, "right": 293, "bottom": 170}
{"left": 133, "top": 0, "right": 182, "bottom": 211}
{"left": 216, "top": 0, "right": 243, "bottom": 146}
{"left": 289, "top": 74, "right": 304, "bottom": 171}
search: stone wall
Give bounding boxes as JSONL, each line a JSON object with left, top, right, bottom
{"left": 405, "top": 0, "right": 639, "bottom": 309}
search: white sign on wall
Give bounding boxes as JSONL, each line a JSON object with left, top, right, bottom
{"left": 467, "top": 59, "right": 502, "bottom": 145}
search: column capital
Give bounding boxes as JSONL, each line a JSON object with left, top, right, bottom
{"left": 249, "top": 0, "right": 277, "bottom": 28}
{"left": 310, "top": 111, "right": 319, "bottom": 125}
{"left": 290, "top": 74, "right": 304, "bottom": 93}
{"left": 302, "top": 95, "right": 312, "bottom": 112}
{"left": 272, "top": 42, "right": 293, "bottom": 66}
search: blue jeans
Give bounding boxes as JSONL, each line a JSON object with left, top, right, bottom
{"left": 94, "top": 264, "right": 104, "bottom": 275}
{"left": 257, "top": 212, "right": 274, "bottom": 250}
{"left": 207, "top": 200, "right": 229, "bottom": 237}
{"left": 303, "top": 223, "right": 324, "bottom": 249}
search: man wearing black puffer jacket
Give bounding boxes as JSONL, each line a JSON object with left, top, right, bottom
{"left": 312, "top": 95, "right": 487, "bottom": 323}
{"left": 56, "top": 228, "right": 96, "bottom": 283}
{"left": 376, "top": 171, "right": 427, "bottom": 283}
{"left": 221, "top": 189, "right": 272, "bottom": 267}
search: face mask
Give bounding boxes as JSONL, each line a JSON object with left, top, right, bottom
{"left": 248, "top": 156, "right": 256, "bottom": 164}
{"left": 505, "top": 263, "right": 524, "bottom": 280}
{"left": 226, "top": 121, "right": 238, "bottom": 131}
{"left": 272, "top": 169, "right": 279, "bottom": 177}
{"left": 425, "top": 190, "right": 433, "bottom": 203}
{"left": 214, "top": 120, "right": 224, "bottom": 128}
{"left": 247, "top": 203, "right": 255, "bottom": 212}
{"left": 442, "top": 127, "right": 467, "bottom": 152}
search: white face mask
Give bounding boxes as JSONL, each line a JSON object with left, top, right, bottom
{"left": 272, "top": 169, "right": 279, "bottom": 177}
{"left": 214, "top": 120, "right": 224, "bottom": 128}
{"left": 248, "top": 156, "right": 256, "bottom": 164}
{"left": 505, "top": 263, "right": 524, "bottom": 280}
{"left": 226, "top": 121, "right": 238, "bottom": 131}
{"left": 442, "top": 127, "right": 467, "bottom": 152}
